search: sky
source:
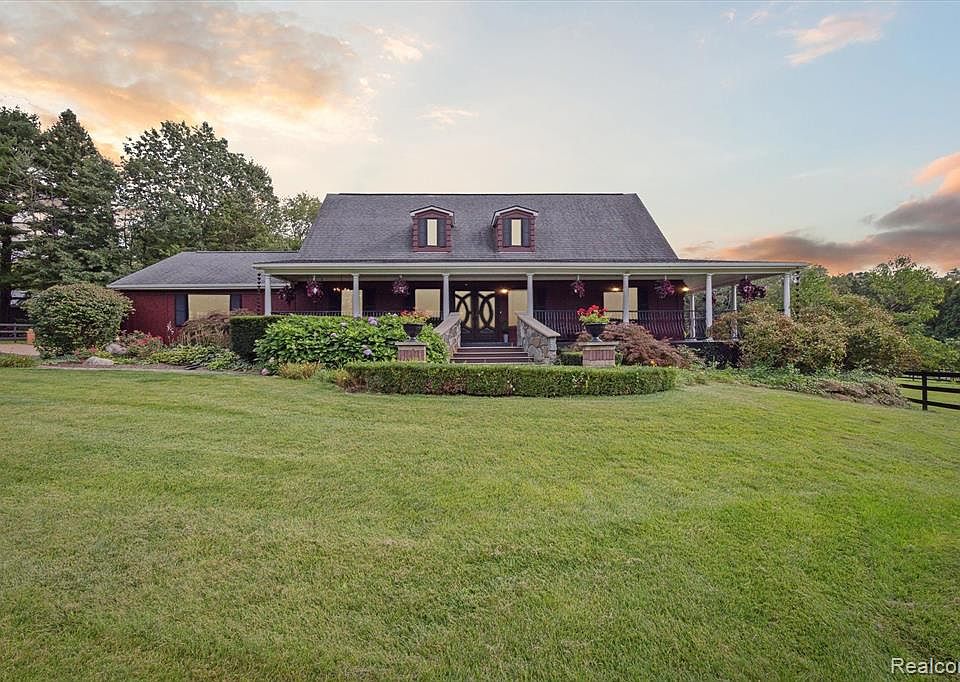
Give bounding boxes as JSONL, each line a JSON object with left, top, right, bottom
{"left": 1, "top": 0, "right": 958, "bottom": 273}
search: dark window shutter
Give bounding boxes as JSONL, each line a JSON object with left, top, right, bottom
{"left": 174, "top": 294, "right": 188, "bottom": 326}
{"left": 230, "top": 293, "right": 242, "bottom": 310}
{"left": 521, "top": 218, "right": 531, "bottom": 247}
{"left": 437, "top": 218, "right": 446, "bottom": 247}
{"left": 418, "top": 218, "right": 427, "bottom": 247}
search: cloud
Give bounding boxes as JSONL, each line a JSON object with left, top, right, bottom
{"left": 420, "top": 107, "right": 478, "bottom": 127}
{"left": 747, "top": 9, "right": 770, "bottom": 25}
{"left": 783, "top": 12, "right": 892, "bottom": 65}
{"left": 684, "top": 151, "right": 960, "bottom": 273}
{"left": 915, "top": 151, "right": 960, "bottom": 195}
{"left": 0, "top": 2, "right": 429, "bottom": 162}
{"left": 722, "top": 9, "right": 736, "bottom": 23}
{"left": 368, "top": 26, "right": 429, "bottom": 62}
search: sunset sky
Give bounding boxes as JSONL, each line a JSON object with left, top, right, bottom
{"left": 1, "top": 1, "right": 958, "bottom": 272}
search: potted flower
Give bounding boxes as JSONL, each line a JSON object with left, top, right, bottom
{"left": 578, "top": 304, "right": 609, "bottom": 340}
{"left": 398, "top": 309, "right": 429, "bottom": 340}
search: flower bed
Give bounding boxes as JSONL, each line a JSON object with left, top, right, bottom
{"left": 337, "top": 362, "right": 677, "bottom": 396}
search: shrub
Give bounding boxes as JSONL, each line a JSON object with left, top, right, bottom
{"left": 577, "top": 323, "right": 689, "bottom": 367}
{"left": 559, "top": 351, "right": 583, "bottom": 365}
{"left": 230, "top": 315, "right": 282, "bottom": 360}
{"left": 116, "top": 330, "right": 165, "bottom": 359}
{"left": 177, "top": 312, "right": 232, "bottom": 347}
{"left": 149, "top": 345, "right": 247, "bottom": 371}
{"left": 339, "top": 362, "right": 677, "bottom": 396}
{"left": 24, "top": 284, "right": 133, "bottom": 356}
{"left": 255, "top": 315, "right": 448, "bottom": 369}
{"left": 0, "top": 353, "right": 37, "bottom": 368}
{"left": 278, "top": 362, "right": 319, "bottom": 380}
{"left": 712, "top": 303, "right": 846, "bottom": 373}
{"left": 832, "top": 295, "right": 917, "bottom": 373}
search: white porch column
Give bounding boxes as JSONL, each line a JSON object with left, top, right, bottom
{"left": 526, "top": 273, "right": 534, "bottom": 315}
{"left": 621, "top": 273, "right": 630, "bottom": 322}
{"left": 731, "top": 284, "right": 738, "bottom": 339}
{"left": 263, "top": 273, "right": 272, "bottom": 316}
{"left": 351, "top": 273, "right": 360, "bottom": 318}
{"left": 442, "top": 273, "right": 450, "bottom": 320}
{"left": 783, "top": 272, "right": 792, "bottom": 318}
{"left": 705, "top": 273, "right": 713, "bottom": 338}
{"left": 688, "top": 293, "right": 696, "bottom": 339}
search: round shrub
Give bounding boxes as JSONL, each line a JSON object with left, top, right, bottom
{"left": 24, "top": 284, "right": 133, "bottom": 357}
{"left": 255, "top": 315, "right": 448, "bottom": 369}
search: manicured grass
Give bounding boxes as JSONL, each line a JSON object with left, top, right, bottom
{"left": 1, "top": 369, "right": 958, "bottom": 679}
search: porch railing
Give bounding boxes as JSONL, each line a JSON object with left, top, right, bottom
{"left": 532, "top": 309, "right": 731, "bottom": 341}
{"left": 274, "top": 310, "right": 441, "bottom": 325}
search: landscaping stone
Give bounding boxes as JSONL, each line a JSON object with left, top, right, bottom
{"left": 82, "top": 356, "right": 115, "bottom": 367}
{"left": 106, "top": 342, "right": 128, "bottom": 356}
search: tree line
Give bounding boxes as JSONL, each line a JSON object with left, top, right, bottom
{"left": 0, "top": 107, "right": 320, "bottom": 322}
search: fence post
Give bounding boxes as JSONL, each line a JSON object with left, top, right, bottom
{"left": 922, "top": 373, "right": 928, "bottom": 411}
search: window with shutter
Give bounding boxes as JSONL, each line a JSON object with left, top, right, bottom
{"left": 174, "top": 294, "right": 188, "bottom": 326}
{"left": 510, "top": 218, "right": 522, "bottom": 247}
{"left": 229, "top": 293, "right": 242, "bottom": 310}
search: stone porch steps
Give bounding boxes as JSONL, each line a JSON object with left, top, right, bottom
{"left": 452, "top": 346, "right": 533, "bottom": 364}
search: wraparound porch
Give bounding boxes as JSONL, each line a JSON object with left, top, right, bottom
{"left": 253, "top": 261, "right": 803, "bottom": 345}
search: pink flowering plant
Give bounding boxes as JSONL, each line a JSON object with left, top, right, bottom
{"left": 398, "top": 309, "right": 430, "bottom": 324}
{"left": 577, "top": 305, "right": 610, "bottom": 324}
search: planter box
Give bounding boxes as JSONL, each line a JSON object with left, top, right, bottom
{"left": 581, "top": 341, "right": 618, "bottom": 367}
{"left": 395, "top": 341, "right": 427, "bottom": 362}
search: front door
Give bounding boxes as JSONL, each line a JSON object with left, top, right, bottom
{"left": 454, "top": 289, "right": 498, "bottom": 343}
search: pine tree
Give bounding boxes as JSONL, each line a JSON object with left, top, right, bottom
{"left": 17, "top": 110, "right": 122, "bottom": 290}
{"left": 0, "top": 107, "right": 41, "bottom": 322}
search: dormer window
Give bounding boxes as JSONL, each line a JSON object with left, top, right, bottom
{"left": 493, "top": 206, "right": 537, "bottom": 251}
{"left": 425, "top": 218, "right": 441, "bottom": 246}
{"left": 410, "top": 205, "right": 453, "bottom": 252}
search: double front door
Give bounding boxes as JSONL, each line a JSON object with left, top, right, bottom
{"left": 454, "top": 289, "right": 499, "bottom": 342}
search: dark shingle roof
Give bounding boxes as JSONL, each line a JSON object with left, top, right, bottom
{"left": 109, "top": 251, "right": 294, "bottom": 289}
{"left": 293, "top": 194, "right": 678, "bottom": 262}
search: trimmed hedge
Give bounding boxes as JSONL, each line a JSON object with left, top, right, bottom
{"left": 230, "top": 315, "right": 282, "bottom": 360}
{"left": 339, "top": 362, "right": 677, "bottom": 396}
{"left": 559, "top": 351, "right": 583, "bottom": 366}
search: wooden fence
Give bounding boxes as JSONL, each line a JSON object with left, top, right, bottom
{"left": 898, "top": 371, "right": 960, "bottom": 411}
{"left": 0, "top": 323, "right": 31, "bottom": 341}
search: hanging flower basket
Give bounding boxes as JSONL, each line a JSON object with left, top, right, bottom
{"left": 654, "top": 279, "right": 676, "bottom": 299}
{"left": 570, "top": 279, "right": 586, "bottom": 299}
{"left": 305, "top": 279, "right": 324, "bottom": 299}
{"left": 279, "top": 283, "right": 298, "bottom": 303}
{"left": 392, "top": 276, "right": 410, "bottom": 296}
{"left": 737, "top": 277, "right": 766, "bottom": 302}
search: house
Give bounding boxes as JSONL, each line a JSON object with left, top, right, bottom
{"left": 109, "top": 193, "right": 804, "bottom": 354}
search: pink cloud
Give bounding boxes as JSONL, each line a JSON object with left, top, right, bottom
{"left": 784, "top": 12, "right": 892, "bottom": 65}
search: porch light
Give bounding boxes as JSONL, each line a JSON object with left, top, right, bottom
{"left": 679, "top": 284, "right": 690, "bottom": 293}
{"left": 498, "top": 288, "right": 510, "bottom": 294}
{"left": 609, "top": 286, "right": 621, "bottom": 292}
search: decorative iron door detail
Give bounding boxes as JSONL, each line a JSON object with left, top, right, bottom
{"left": 454, "top": 290, "right": 497, "bottom": 341}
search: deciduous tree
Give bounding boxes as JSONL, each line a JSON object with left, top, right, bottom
{"left": 119, "top": 121, "right": 280, "bottom": 267}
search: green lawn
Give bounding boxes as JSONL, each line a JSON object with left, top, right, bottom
{"left": 1, "top": 369, "right": 958, "bottom": 680}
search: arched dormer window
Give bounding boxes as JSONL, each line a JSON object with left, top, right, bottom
{"left": 410, "top": 205, "right": 453, "bottom": 252}
{"left": 492, "top": 206, "right": 537, "bottom": 251}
